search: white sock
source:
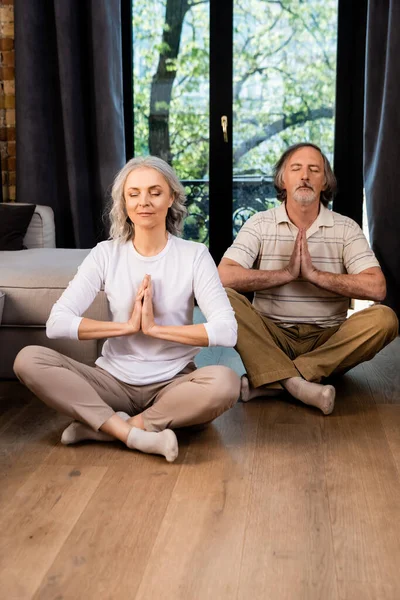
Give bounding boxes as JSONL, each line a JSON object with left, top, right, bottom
{"left": 60, "top": 411, "right": 131, "bottom": 445}
{"left": 115, "top": 411, "right": 130, "bottom": 421}
{"left": 282, "top": 376, "right": 335, "bottom": 415}
{"left": 126, "top": 427, "right": 179, "bottom": 463}
{"left": 240, "top": 375, "right": 284, "bottom": 402}
{"left": 61, "top": 421, "right": 114, "bottom": 445}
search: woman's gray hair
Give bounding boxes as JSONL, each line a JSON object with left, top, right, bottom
{"left": 107, "top": 156, "right": 187, "bottom": 242}
{"left": 273, "top": 142, "right": 337, "bottom": 207}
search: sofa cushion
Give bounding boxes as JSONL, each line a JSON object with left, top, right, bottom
{"left": 23, "top": 205, "right": 56, "bottom": 249}
{"left": 0, "top": 204, "right": 36, "bottom": 251}
{"left": 0, "top": 248, "right": 109, "bottom": 326}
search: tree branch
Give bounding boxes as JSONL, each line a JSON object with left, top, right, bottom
{"left": 234, "top": 32, "right": 294, "bottom": 100}
{"left": 233, "top": 106, "right": 334, "bottom": 163}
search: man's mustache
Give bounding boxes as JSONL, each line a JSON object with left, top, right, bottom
{"left": 296, "top": 182, "right": 314, "bottom": 191}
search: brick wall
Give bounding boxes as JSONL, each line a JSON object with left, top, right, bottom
{"left": 0, "top": 0, "right": 15, "bottom": 202}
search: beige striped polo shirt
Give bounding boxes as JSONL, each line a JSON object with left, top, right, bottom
{"left": 224, "top": 202, "right": 380, "bottom": 328}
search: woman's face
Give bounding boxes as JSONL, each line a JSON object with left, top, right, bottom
{"left": 124, "top": 167, "right": 173, "bottom": 232}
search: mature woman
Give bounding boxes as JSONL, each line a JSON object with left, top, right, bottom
{"left": 14, "top": 157, "right": 240, "bottom": 462}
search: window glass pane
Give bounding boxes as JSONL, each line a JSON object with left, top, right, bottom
{"left": 132, "top": 0, "right": 210, "bottom": 244}
{"left": 233, "top": 0, "right": 338, "bottom": 235}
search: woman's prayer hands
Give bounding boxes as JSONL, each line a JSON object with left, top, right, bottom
{"left": 127, "top": 274, "right": 156, "bottom": 336}
{"left": 141, "top": 275, "right": 156, "bottom": 336}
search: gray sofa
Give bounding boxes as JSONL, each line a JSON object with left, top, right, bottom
{"left": 0, "top": 204, "right": 109, "bottom": 379}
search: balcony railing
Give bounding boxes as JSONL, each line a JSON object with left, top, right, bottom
{"left": 183, "top": 177, "right": 279, "bottom": 243}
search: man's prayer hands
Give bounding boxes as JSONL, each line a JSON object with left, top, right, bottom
{"left": 299, "top": 229, "right": 318, "bottom": 281}
{"left": 286, "top": 229, "right": 302, "bottom": 279}
{"left": 286, "top": 229, "right": 319, "bottom": 283}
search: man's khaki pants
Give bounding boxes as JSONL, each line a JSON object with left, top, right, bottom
{"left": 226, "top": 288, "right": 399, "bottom": 389}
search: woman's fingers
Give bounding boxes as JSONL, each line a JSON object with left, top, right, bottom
{"left": 136, "top": 274, "right": 151, "bottom": 303}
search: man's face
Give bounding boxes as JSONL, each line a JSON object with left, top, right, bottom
{"left": 281, "top": 147, "right": 326, "bottom": 207}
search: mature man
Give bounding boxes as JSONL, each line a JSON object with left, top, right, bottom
{"left": 218, "top": 143, "right": 398, "bottom": 414}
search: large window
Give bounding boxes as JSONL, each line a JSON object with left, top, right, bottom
{"left": 132, "top": 0, "right": 338, "bottom": 253}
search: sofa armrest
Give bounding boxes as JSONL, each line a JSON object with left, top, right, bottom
{"left": 21, "top": 204, "right": 56, "bottom": 248}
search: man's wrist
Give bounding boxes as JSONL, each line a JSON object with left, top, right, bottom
{"left": 307, "top": 268, "right": 322, "bottom": 285}
{"left": 282, "top": 266, "right": 296, "bottom": 283}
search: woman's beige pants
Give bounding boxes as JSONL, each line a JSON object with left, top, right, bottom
{"left": 13, "top": 346, "right": 241, "bottom": 432}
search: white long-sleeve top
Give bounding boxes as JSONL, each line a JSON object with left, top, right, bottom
{"left": 46, "top": 234, "right": 237, "bottom": 385}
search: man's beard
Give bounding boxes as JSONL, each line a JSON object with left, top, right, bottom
{"left": 293, "top": 184, "right": 317, "bottom": 205}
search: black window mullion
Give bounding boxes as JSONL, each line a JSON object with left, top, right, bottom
{"left": 209, "top": 0, "right": 233, "bottom": 264}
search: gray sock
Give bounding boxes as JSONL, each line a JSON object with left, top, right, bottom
{"left": 240, "top": 375, "right": 284, "bottom": 402}
{"left": 282, "top": 377, "right": 335, "bottom": 415}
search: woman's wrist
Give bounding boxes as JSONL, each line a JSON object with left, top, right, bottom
{"left": 143, "top": 323, "right": 161, "bottom": 338}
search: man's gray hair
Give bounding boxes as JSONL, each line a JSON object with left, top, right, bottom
{"left": 107, "top": 156, "right": 187, "bottom": 242}
{"left": 273, "top": 142, "right": 337, "bottom": 207}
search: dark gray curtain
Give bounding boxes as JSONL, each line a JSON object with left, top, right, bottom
{"left": 364, "top": 0, "right": 400, "bottom": 319}
{"left": 15, "top": 0, "right": 126, "bottom": 248}
{"left": 332, "top": 0, "right": 367, "bottom": 227}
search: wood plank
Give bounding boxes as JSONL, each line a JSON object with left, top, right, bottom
{"left": 377, "top": 405, "right": 400, "bottom": 477}
{"left": 0, "top": 464, "right": 107, "bottom": 599}
{"left": 338, "top": 580, "right": 400, "bottom": 600}
{"left": 238, "top": 398, "right": 338, "bottom": 600}
{"left": 0, "top": 380, "right": 33, "bottom": 433}
{"left": 133, "top": 401, "right": 261, "bottom": 600}
{"left": 359, "top": 337, "right": 400, "bottom": 404}
{"left": 0, "top": 396, "right": 70, "bottom": 505}
{"left": 34, "top": 449, "right": 188, "bottom": 599}
{"left": 324, "top": 372, "right": 400, "bottom": 588}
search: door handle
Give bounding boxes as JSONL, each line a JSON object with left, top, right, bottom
{"left": 221, "top": 115, "right": 228, "bottom": 143}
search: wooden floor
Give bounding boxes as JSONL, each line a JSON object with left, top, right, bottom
{"left": 1, "top": 338, "right": 400, "bottom": 600}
